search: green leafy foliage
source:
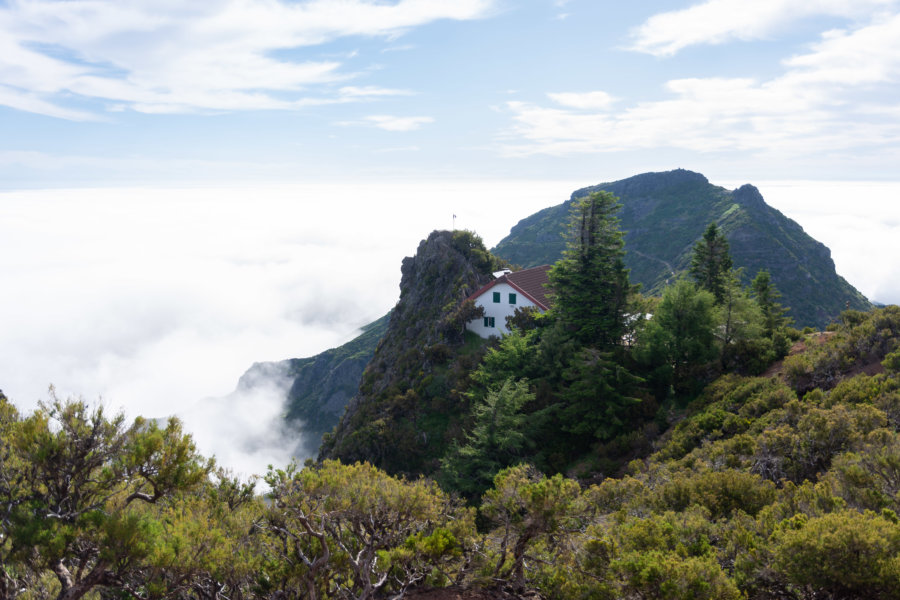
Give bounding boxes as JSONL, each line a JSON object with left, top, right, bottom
{"left": 614, "top": 550, "right": 742, "bottom": 600}
{"left": 636, "top": 279, "right": 718, "bottom": 398}
{"left": 783, "top": 306, "right": 900, "bottom": 395}
{"left": 263, "top": 460, "right": 473, "bottom": 599}
{"left": 752, "top": 269, "right": 792, "bottom": 343}
{"left": 773, "top": 510, "right": 900, "bottom": 598}
{"left": 0, "top": 391, "right": 213, "bottom": 600}
{"left": 556, "top": 347, "right": 643, "bottom": 443}
{"left": 481, "top": 464, "right": 582, "bottom": 592}
{"left": 6, "top": 305, "right": 900, "bottom": 600}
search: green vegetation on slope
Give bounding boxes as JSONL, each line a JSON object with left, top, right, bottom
{"left": 283, "top": 312, "right": 391, "bottom": 454}
{"left": 240, "top": 169, "right": 866, "bottom": 465}
{"left": 322, "top": 195, "right": 805, "bottom": 491}
{"left": 5, "top": 305, "right": 900, "bottom": 599}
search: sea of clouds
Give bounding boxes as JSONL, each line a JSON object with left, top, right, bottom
{"left": 1, "top": 179, "right": 898, "bottom": 478}
{"left": 0, "top": 181, "right": 577, "bottom": 478}
{"left": 750, "top": 181, "right": 900, "bottom": 307}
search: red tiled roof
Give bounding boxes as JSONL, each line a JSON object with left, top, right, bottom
{"left": 507, "top": 265, "right": 553, "bottom": 309}
{"left": 467, "top": 265, "right": 553, "bottom": 311}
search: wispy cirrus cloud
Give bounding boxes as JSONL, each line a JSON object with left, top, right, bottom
{"left": 502, "top": 11, "right": 900, "bottom": 159}
{"left": 546, "top": 91, "right": 616, "bottom": 110}
{"left": 0, "top": 0, "right": 496, "bottom": 119}
{"left": 628, "top": 0, "right": 897, "bottom": 56}
{"left": 363, "top": 114, "right": 434, "bottom": 131}
{"left": 338, "top": 114, "right": 434, "bottom": 131}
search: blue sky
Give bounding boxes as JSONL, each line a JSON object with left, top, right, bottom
{"left": 2, "top": 0, "right": 899, "bottom": 185}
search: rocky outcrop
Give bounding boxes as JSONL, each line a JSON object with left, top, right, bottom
{"left": 318, "top": 230, "right": 502, "bottom": 474}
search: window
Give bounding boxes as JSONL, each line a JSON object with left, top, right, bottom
{"left": 484, "top": 316, "right": 495, "bottom": 328}
{"left": 492, "top": 291, "right": 501, "bottom": 303}
{"left": 509, "top": 293, "right": 517, "bottom": 305}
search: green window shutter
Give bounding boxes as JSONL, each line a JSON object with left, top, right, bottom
{"left": 484, "top": 317, "right": 495, "bottom": 328}
{"left": 493, "top": 291, "right": 501, "bottom": 303}
{"left": 509, "top": 293, "right": 517, "bottom": 304}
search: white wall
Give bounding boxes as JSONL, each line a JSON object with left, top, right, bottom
{"left": 467, "top": 281, "right": 539, "bottom": 338}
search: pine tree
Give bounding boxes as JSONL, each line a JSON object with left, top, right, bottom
{"left": 636, "top": 279, "right": 718, "bottom": 398}
{"left": 716, "top": 270, "right": 770, "bottom": 371}
{"left": 751, "top": 269, "right": 791, "bottom": 336}
{"left": 439, "top": 378, "right": 534, "bottom": 498}
{"left": 548, "top": 191, "right": 634, "bottom": 349}
{"left": 690, "top": 222, "right": 733, "bottom": 303}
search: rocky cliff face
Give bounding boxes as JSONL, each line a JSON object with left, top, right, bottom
{"left": 232, "top": 314, "right": 388, "bottom": 458}
{"left": 493, "top": 169, "right": 870, "bottom": 328}
{"left": 318, "top": 230, "right": 501, "bottom": 475}
{"left": 282, "top": 313, "right": 390, "bottom": 456}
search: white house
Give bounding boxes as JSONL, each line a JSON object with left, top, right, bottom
{"left": 466, "top": 265, "right": 552, "bottom": 338}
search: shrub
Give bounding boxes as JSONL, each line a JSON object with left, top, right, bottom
{"left": 773, "top": 510, "right": 900, "bottom": 599}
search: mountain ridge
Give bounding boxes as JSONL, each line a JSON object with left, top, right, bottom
{"left": 493, "top": 169, "right": 870, "bottom": 327}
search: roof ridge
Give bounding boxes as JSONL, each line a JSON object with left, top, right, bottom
{"left": 466, "top": 264, "right": 553, "bottom": 310}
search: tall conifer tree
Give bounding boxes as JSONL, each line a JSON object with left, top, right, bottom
{"left": 548, "top": 191, "right": 633, "bottom": 349}
{"left": 751, "top": 269, "right": 791, "bottom": 336}
{"left": 690, "top": 222, "right": 733, "bottom": 303}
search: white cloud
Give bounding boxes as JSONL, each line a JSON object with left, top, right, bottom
{"left": 338, "top": 85, "right": 413, "bottom": 98}
{"left": 781, "top": 12, "right": 900, "bottom": 86}
{"left": 629, "top": 0, "right": 896, "bottom": 56}
{"left": 0, "top": 0, "right": 496, "bottom": 118}
{"left": 381, "top": 43, "right": 417, "bottom": 53}
{"left": 375, "top": 145, "right": 422, "bottom": 153}
{"left": 0, "top": 84, "right": 98, "bottom": 121}
{"left": 750, "top": 181, "right": 900, "bottom": 306}
{"left": 364, "top": 114, "right": 435, "bottom": 131}
{"left": 502, "top": 12, "right": 900, "bottom": 159}
{"left": 546, "top": 91, "right": 615, "bottom": 110}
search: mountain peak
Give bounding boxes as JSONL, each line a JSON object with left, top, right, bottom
{"left": 732, "top": 183, "right": 766, "bottom": 210}
{"left": 572, "top": 168, "right": 709, "bottom": 201}
{"left": 494, "top": 169, "right": 870, "bottom": 328}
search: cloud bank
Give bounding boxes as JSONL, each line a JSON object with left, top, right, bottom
{"left": 748, "top": 181, "right": 900, "bottom": 307}
{"left": 0, "top": 181, "right": 574, "bottom": 477}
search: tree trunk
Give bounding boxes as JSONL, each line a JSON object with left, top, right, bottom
{"left": 54, "top": 559, "right": 109, "bottom": 600}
